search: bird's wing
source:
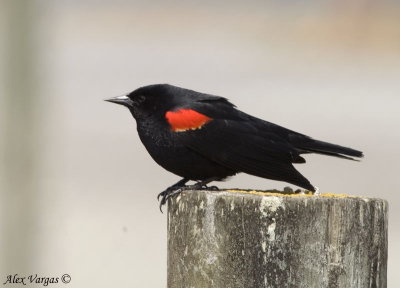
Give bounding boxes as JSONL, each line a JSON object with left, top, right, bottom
{"left": 189, "top": 97, "right": 363, "bottom": 160}
{"left": 166, "top": 103, "right": 313, "bottom": 189}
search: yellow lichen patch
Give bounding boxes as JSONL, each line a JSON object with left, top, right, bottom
{"left": 319, "top": 193, "right": 353, "bottom": 198}
{"left": 227, "top": 189, "right": 356, "bottom": 198}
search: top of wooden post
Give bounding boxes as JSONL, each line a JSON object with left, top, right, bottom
{"left": 167, "top": 189, "right": 388, "bottom": 288}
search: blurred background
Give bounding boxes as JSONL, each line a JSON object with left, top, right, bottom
{"left": 1, "top": 0, "right": 399, "bottom": 287}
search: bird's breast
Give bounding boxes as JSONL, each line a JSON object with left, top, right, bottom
{"left": 136, "top": 120, "right": 234, "bottom": 180}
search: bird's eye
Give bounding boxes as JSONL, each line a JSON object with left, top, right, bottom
{"left": 137, "top": 95, "right": 146, "bottom": 103}
{"left": 132, "top": 95, "right": 146, "bottom": 107}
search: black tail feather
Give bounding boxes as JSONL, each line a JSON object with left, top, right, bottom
{"left": 298, "top": 139, "right": 364, "bottom": 161}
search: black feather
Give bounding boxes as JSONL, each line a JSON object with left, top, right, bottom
{"left": 292, "top": 138, "right": 364, "bottom": 160}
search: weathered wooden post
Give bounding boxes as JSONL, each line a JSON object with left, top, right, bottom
{"left": 167, "top": 190, "right": 387, "bottom": 288}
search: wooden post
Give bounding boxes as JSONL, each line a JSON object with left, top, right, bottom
{"left": 167, "top": 190, "right": 387, "bottom": 288}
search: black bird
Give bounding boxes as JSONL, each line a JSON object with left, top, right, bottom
{"left": 106, "top": 84, "right": 363, "bottom": 210}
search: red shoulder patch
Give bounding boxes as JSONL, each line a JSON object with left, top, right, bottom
{"left": 165, "top": 109, "right": 212, "bottom": 132}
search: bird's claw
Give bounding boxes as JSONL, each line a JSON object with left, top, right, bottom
{"left": 157, "top": 178, "right": 220, "bottom": 213}
{"left": 157, "top": 183, "right": 184, "bottom": 201}
{"left": 157, "top": 190, "right": 166, "bottom": 201}
{"left": 158, "top": 187, "right": 184, "bottom": 213}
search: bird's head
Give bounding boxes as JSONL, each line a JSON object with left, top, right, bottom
{"left": 105, "top": 84, "right": 176, "bottom": 120}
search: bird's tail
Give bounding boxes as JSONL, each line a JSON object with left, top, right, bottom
{"left": 298, "top": 138, "right": 364, "bottom": 161}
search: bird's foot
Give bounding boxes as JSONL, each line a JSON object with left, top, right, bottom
{"left": 158, "top": 187, "right": 185, "bottom": 213}
{"left": 157, "top": 178, "right": 189, "bottom": 213}
{"left": 157, "top": 177, "right": 220, "bottom": 213}
{"left": 157, "top": 183, "right": 213, "bottom": 212}
{"left": 195, "top": 181, "right": 220, "bottom": 191}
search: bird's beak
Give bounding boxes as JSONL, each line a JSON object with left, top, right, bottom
{"left": 104, "top": 95, "right": 134, "bottom": 107}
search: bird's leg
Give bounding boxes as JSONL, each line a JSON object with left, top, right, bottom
{"left": 158, "top": 177, "right": 222, "bottom": 213}
{"left": 158, "top": 178, "right": 189, "bottom": 212}
{"left": 157, "top": 178, "right": 189, "bottom": 201}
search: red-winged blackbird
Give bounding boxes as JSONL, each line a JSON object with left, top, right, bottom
{"left": 106, "top": 84, "right": 363, "bottom": 210}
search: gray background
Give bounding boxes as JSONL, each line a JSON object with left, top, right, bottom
{"left": 1, "top": 0, "right": 399, "bottom": 287}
